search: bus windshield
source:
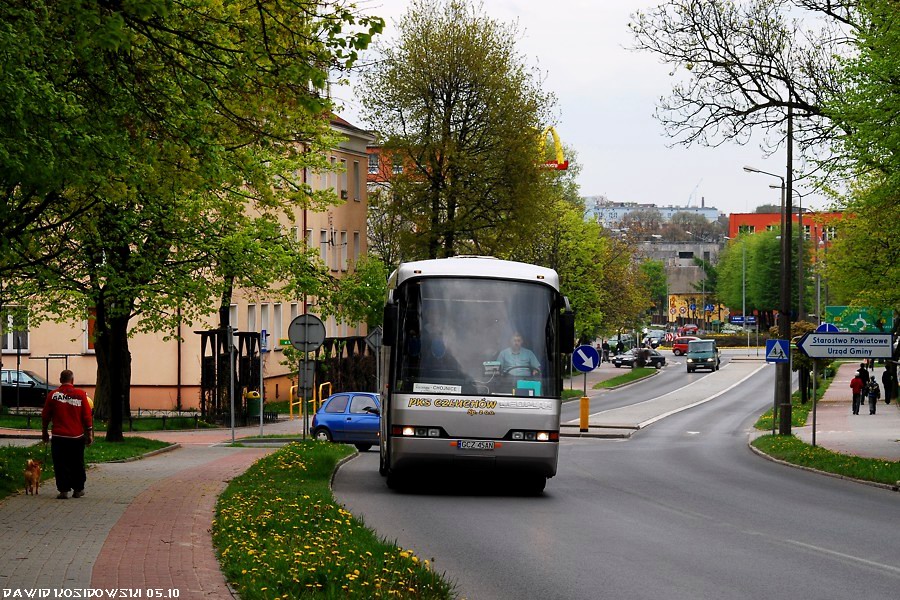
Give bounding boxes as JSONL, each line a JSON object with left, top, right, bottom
{"left": 393, "top": 277, "right": 558, "bottom": 397}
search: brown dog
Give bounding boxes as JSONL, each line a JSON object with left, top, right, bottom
{"left": 24, "top": 459, "right": 42, "bottom": 495}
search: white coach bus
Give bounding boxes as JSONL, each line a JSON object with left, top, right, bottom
{"left": 378, "top": 256, "right": 574, "bottom": 493}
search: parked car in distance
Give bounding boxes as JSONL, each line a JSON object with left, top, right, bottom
{"left": 612, "top": 348, "right": 667, "bottom": 369}
{"left": 642, "top": 330, "right": 666, "bottom": 349}
{"left": 686, "top": 339, "right": 720, "bottom": 373}
{"left": 1, "top": 369, "right": 52, "bottom": 408}
{"left": 671, "top": 336, "right": 700, "bottom": 356}
{"left": 678, "top": 324, "right": 700, "bottom": 336}
{"left": 311, "top": 392, "right": 380, "bottom": 452}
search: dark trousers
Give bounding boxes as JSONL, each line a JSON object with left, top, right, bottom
{"left": 851, "top": 393, "right": 862, "bottom": 414}
{"left": 51, "top": 436, "right": 86, "bottom": 493}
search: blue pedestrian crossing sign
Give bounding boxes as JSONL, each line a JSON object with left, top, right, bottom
{"left": 572, "top": 345, "right": 600, "bottom": 372}
{"left": 765, "top": 339, "right": 790, "bottom": 363}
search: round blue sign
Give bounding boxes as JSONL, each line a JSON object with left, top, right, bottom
{"left": 572, "top": 345, "right": 600, "bottom": 372}
{"left": 815, "top": 322, "right": 839, "bottom": 333}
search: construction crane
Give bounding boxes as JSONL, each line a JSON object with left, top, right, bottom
{"left": 686, "top": 179, "right": 703, "bottom": 207}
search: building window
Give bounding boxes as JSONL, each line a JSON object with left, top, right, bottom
{"left": 340, "top": 231, "right": 348, "bottom": 270}
{"left": 320, "top": 230, "right": 329, "bottom": 264}
{"left": 739, "top": 225, "right": 756, "bottom": 234}
{"left": 261, "top": 303, "right": 270, "bottom": 335}
{"left": 290, "top": 226, "right": 299, "bottom": 242}
{"left": 368, "top": 153, "right": 379, "bottom": 174}
{"left": 340, "top": 159, "right": 348, "bottom": 199}
{"left": 353, "top": 161, "right": 361, "bottom": 201}
{"left": 1, "top": 307, "right": 29, "bottom": 354}
{"left": 353, "top": 231, "right": 360, "bottom": 262}
{"left": 290, "top": 303, "right": 298, "bottom": 322}
{"left": 247, "top": 304, "right": 257, "bottom": 333}
{"left": 273, "top": 303, "right": 283, "bottom": 347}
{"left": 392, "top": 155, "right": 403, "bottom": 174}
{"left": 305, "top": 228, "right": 313, "bottom": 249}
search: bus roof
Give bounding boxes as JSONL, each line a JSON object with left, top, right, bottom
{"left": 392, "top": 256, "right": 560, "bottom": 291}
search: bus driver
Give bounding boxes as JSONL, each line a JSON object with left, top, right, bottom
{"left": 497, "top": 332, "right": 541, "bottom": 377}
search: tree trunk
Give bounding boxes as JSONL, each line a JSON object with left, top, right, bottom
{"left": 94, "top": 312, "right": 132, "bottom": 442}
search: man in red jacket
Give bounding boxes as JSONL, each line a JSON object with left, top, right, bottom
{"left": 42, "top": 370, "right": 93, "bottom": 499}
{"left": 849, "top": 373, "right": 865, "bottom": 416}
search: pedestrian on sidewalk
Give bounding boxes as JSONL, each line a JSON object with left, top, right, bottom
{"left": 41, "top": 369, "right": 94, "bottom": 499}
{"left": 867, "top": 376, "right": 881, "bottom": 415}
{"left": 601, "top": 340, "right": 610, "bottom": 363}
{"left": 882, "top": 368, "right": 896, "bottom": 404}
{"left": 850, "top": 372, "right": 865, "bottom": 415}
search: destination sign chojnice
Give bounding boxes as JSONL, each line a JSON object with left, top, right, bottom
{"left": 796, "top": 332, "right": 894, "bottom": 359}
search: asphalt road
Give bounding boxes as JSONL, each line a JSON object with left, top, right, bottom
{"left": 333, "top": 361, "right": 900, "bottom": 600}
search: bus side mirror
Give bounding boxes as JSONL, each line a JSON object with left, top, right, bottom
{"left": 560, "top": 311, "right": 575, "bottom": 353}
{"left": 382, "top": 303, "right": 398, "bottom": 346}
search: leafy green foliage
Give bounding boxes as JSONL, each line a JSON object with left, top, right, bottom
{"left": 317, "top": 255, "right": 388, "bottom": 328}
{"left": 2, "top": 1, "right": 385, "bottom": 436}
{"left": 358, "top": 0, "right": 555, "bottom": 259}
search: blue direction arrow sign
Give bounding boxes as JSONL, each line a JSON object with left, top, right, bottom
{"left": 572, "top": 345, "right": 600, "bottom": 372}
{"left": 765, "top": 339, "right": 790, "bottom": 363}
{"left": 797, "top": 332, "right": 893, "bottom": 359}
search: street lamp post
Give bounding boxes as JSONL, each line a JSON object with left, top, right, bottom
{"left": 744, "top": 164, "right": 792, "bottom": 435}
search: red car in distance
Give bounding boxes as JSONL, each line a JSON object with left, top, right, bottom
{"left": 671, "top": 336, "right": 700, "bottom": 356}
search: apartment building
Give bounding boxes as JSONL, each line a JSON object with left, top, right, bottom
{"left": 1, "top": 117, "right": 374, "bottom": 411}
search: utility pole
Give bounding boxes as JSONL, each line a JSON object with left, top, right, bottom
{"left": 778, "top": 104, "right": 794, "bottom": 436}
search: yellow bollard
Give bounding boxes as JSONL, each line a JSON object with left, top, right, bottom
{"left": 580, "top": 396, "right": 590, "bottom": 433}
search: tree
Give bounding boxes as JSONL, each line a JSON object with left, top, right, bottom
{"left": 366, "top": 185, "right": 410, "bottom": 274}
{"left": 621, "top": 208, "right": 664, "bottom": 239}
{"left": 823, "top": 0, "right": 900, "bottom": 318}
{"left": 640, "top": 260, "right": 668, "bottom": 323}
{"left": 8, "top": 1, "right": 383, "bottom": 440}
{"left": 629, "top": 0, "right": 844, "bottom": 160}
{"left": 357, "top": 0, "right": 555, "bottom": 260}
{"left": 317, "top": 255, "right": 388, "bottom": 328}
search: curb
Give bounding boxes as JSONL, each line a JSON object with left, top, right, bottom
{"left": 746, "top": 434, "right": 900, "bottom": 493}
{"left": 106, "top": 442, "right": 182, "bottom": 463}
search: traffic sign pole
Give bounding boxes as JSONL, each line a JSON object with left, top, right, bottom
{"left": 571, "top": 345, "right": 599, "bottom": 433}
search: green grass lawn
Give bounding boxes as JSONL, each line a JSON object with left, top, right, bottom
{"left": 592, "top": 367, "right": 656, "bottom": 389}
{"left": 751, "top": 435, "right": 900, "bottom": 486}
{"left": 213, "top": 441, "right": 455, "bottom": 599}
{"left": 0, "top": 436, "right": 171, "bottom": 500}
{"left": 0, "top": 412, "right": 214, "bottom": 432}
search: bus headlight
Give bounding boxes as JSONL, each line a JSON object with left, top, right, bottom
{"left": 395, "top": 426, "right": 443, "bottom": 438}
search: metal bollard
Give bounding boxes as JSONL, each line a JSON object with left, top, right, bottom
{"left": 580, "top": 396, "right": 590, "bottom": 433}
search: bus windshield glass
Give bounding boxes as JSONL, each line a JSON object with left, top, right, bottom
{"left": 393, "top": 278, "right": 558, "bottom": 397}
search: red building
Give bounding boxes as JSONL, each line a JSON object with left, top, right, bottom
{"left": 727, "top": 211, "right": 842, "bottom": 245}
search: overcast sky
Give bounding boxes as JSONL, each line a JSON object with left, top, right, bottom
{"left": 334, "top": 0, "right": 831, "bottom": 217}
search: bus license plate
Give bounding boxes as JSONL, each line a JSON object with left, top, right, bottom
{"left": 458, "top": 440, "right": 494, "bottom": 451}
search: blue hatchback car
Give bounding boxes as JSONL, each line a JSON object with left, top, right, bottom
{"left": 311, "top": 392, "right": 381, "bottom": 452}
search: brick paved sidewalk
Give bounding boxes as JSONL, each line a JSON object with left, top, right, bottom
{"left": 0, "top": 418, "right": 310, "bottom": 597}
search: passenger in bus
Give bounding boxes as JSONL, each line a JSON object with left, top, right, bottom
{"left": 497, "top": 332, "right": 541, "bottom": 377}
